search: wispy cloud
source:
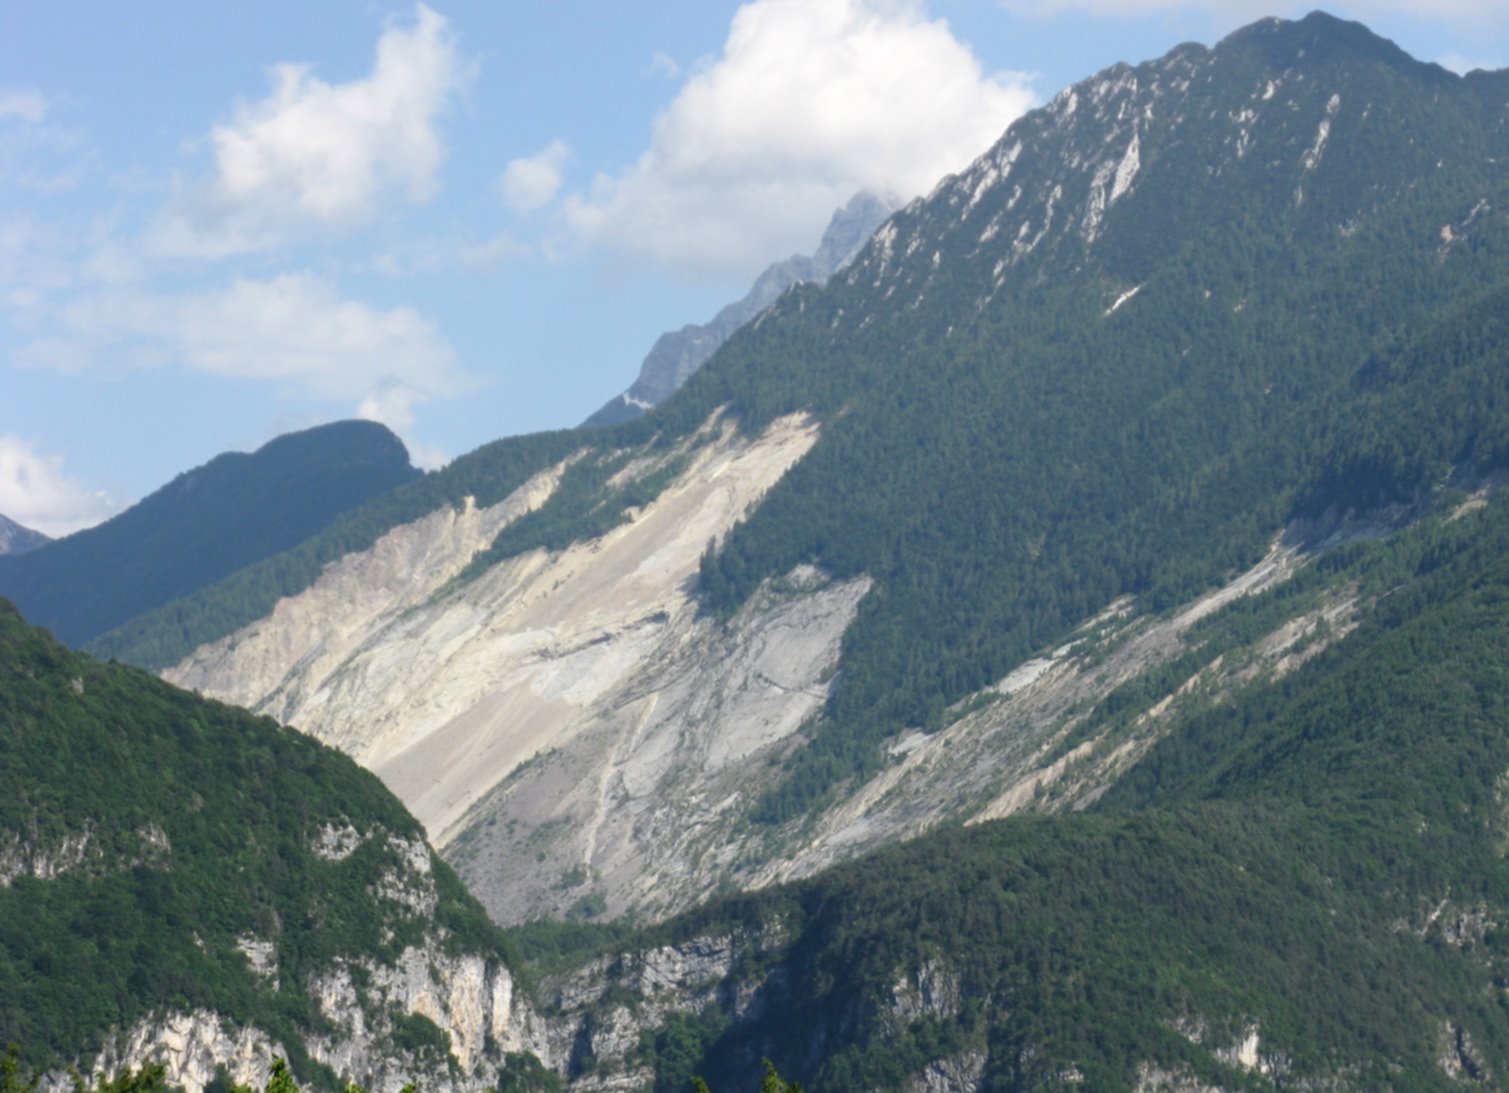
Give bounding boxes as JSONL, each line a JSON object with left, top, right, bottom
{"left": 152, "top": 4, "right": 471, "bottom": 257}
{"left": 0, "top": 91, "right": 48, "bottom": 125}
{"left": 555, "top": 0, "right": 1036, "bottom": 278}
{"left": 645, "top": 52, "right": 683, "bottom": 79}
{"left": 370, "top": 230, "right": 530, "bottom": 276}
{"left": 0, "top": 436, "right": 117, "bottom": 537}
{"left": 28, "top": 273, "right": 470, "bottom": 433}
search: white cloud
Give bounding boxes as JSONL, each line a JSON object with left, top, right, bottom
{"left": 34, "top": 273, "right": 469, "bottom": 434}
{"left": 371, "top": 230, "right": 530, "bottom": 275}
{"left": 498, "top": 139, "right": 572, "bottom": 213}
{"left": 646, "top": 52, "right": 683, "bottom": 79}
{"left": 0, "top": 91, "right": 47, "bottom": 125}
{"left": 0, "top": 436, "right": 117, "bottom": 537}
{"left": 561, "top": 0, "right": 1036, "bottom": 278}
{"left": 154, "top": 4, "right": 469, "bottom": 257}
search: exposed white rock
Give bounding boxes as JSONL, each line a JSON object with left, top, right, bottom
{"left": 751, "top": 537, "right": 1349, "bottom": 890}
{"left": 0, "top": 826, "right": 97, "bottom": 886}
{"left": 312, "top": 822, "right": 364, "bottom": 861}
{"left": 371, "top": 836, "right": 439, "bottom": 919}
{"left": 2, "top": 822, "right": 169, "bottom": 887}
{"left": 167, "top": 466, "right": 567, "bottom": 738}
{"left": 899, "top": 1051, "right": 987, "bottom": 1093}
{"left": 308, "top": 945, "right": 547, "bottom": 1086}
{"left": 73, "top": 1011, "right": 282, "bottom": 1093}
{"left": 1105, "top": 283, "right": 1143, "bottom": 316}
{"left": 236, "top": 935, "right": 278, "bottom": 987}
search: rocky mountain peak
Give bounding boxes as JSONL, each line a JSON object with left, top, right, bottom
{"left": 583, "top": 189, "right": 897, "bottom": 425}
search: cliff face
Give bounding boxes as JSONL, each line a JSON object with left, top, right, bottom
{"left": 67, "top": 830, "right": 550, "bottom": 1093}
{"left": 0, "top": 514, "right": 49, "bottom": 556}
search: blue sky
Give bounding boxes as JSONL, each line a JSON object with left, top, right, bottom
{"left": 2, "top": 0, "right": 1505, "bottom": 535}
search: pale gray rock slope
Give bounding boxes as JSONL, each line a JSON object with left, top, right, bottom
{"left": 0, "top": 513, "right": 49, "bottom": 556}
{"left": 169, "top": 412, "right": 858, "bottom": 923}
{"left": 164, "top": 401, "right": 1368, "bottom": 929}
{"left": 583, "top": 191, "right": 896, "bottom": 426}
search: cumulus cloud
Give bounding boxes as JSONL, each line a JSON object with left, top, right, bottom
{"left": 155, "top": 4, "right": 469, "bottom": 256}
{"left": 33, "top": 273, "right": 469, "bottom": 434}
{"left": 1001, "top": 0, "right": 1506, "bottom": 24}
{"left": 498, "top": 139, "right": 572, "bottom": 213}
{"left": 561, "top": 0, "right": 1036, "bottom": 278}
{"left": 0, "top": 436, "right": 117, "bottom": 537}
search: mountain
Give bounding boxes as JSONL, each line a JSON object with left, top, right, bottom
{"left": 0, "top": 420, "right": 419, "bottom": 648}
{"left": 0, "top": 514, "right": 49, "bottom": 556}
{"left": 20, "top": 11, "right": 1509, "bottom": 1091}
{"left": 0, "top": 597, "right": 546, "bottom": 1092}
{"left": 127, "top": 12, "right": 1509, "bottom": 932}
{"left": 582, "top": 191, "right": 896, "bottom": 427}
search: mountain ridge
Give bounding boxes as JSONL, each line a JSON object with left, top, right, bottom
{"left": 583, "top": 191, "right": 896, "bottom": 427}
{"left": 140, "top": 12, "right": 1509, "bottom": 937}
{"left": 18, "top": 12, "right": 1509, "bottom": 1091}
{"left": 0, "top": 420, "right": 419, "bottom": 648}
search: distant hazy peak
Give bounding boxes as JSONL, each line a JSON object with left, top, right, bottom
{"left": 583, "top": 189, "right": 899, "bottom": 426}
{"left": 0, "top": 514, "right": 50, "bottom": 556}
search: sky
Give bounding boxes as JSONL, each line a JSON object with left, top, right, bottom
{"left": 2, "top": 0, "right": 1506, "bottom": 536}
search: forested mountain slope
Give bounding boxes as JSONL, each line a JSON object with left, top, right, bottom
{"left": 77, "top": 13, "right": 1509, "bottom": 925}
{"left": 0, "top": 599, "right": 544, "bottom": 1092}
{"left": 0, "top": 421, "right": 419, "bottom": 647}
{"left": 528, "top": 490, "right": 1509, "bottom": 1092}
{"left": 583, "top": 191, "right": 895, "bottom": 427}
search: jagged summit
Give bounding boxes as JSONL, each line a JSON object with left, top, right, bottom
{"left": 583, "top": 190, "right": 896, "bottom": 426}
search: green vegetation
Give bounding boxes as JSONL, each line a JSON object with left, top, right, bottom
{"left": 0, "top": 421, "right": 419, "bottom": 648}
{"left": 517, "top": 493, "right": 1504, "bottom": 1090}
{"left": 84, "top": 18, "right": 1509, "bottom": 840}
{"left": 0, "top": 599, "right": 513, "bottom": 1081}
{"left": 657, "top": 16, "right": 1509, "bottom": 820}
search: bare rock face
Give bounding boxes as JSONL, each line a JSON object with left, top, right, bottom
{"left": 170, "top": 413, "right": 847, "bottom": 923}
{"left": 584, "top": 191, "right": 896, "bottom": 426}
{"left": 54, "top": 828, "right": 551, "bottom": 1093}
{"left": 167, "top": 404, "right": 1359, "bottom": 929}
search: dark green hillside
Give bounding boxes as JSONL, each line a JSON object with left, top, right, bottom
{"left": 558, "top": 498, "right": 1509, "bottom": 1091}
{"left": 0, "top": 421, "right": 419, "bottom": 648}
{"left": 0, "top": 599, "right": 505, "bottom": 1076}
{"left": 88, "top": 425, "right": 590, "bottom": 669}
{"left": 655, "top": 13, "right": 1509, "bottom": 816}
